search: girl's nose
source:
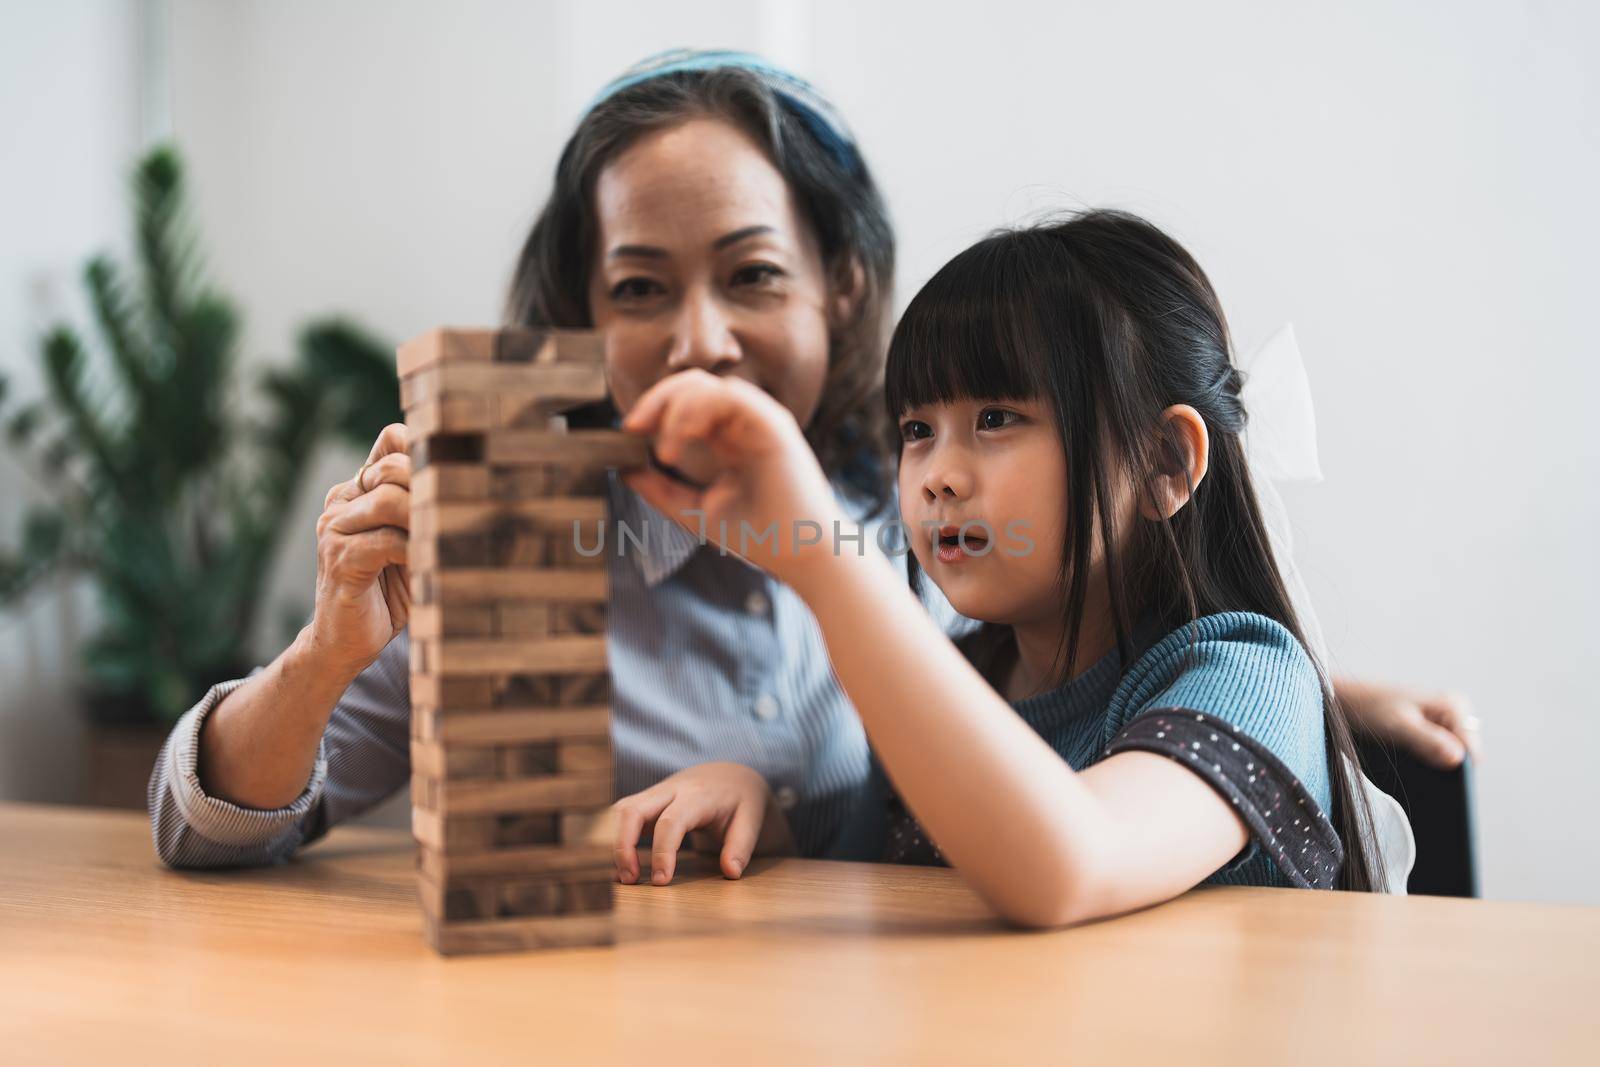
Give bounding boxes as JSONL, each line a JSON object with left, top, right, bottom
{"left": 921, "top": 450, "right": 973, "bottom": 502}
{"left": 665, "top": 291, "right": 742, "bottom": 373}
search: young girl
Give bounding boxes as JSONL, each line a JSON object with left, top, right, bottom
{"left": 615, "top": 210, "right": 1379, "bottom": 924}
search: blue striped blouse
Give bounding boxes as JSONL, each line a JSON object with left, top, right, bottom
{"left": 147, "top": 474, "right": 910, "bottom": 868}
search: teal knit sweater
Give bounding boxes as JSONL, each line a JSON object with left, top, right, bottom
{"left": 829, "top": 612, "right": 1340, "bottom": 889}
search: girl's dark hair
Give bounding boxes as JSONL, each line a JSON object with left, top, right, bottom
{"left": 885, "top": 210, "right": 1379, "bottom": 891}
{"left": 505, "top": 67, "right": 896, "bottom": 509}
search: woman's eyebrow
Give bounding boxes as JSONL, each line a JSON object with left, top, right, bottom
{"left": 713, "top": 224, "right": 776, "bottom": 250}
{"left": 607, "top": 225, "right": 776, "bottom": 261}
{"left": 608, "top": 244, "right": 668, "bottom": 260}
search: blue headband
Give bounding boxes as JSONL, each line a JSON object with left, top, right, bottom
{"left": 585, "top": 48, "right": 862, "bottom": 174}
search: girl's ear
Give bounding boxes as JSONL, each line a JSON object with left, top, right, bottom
{"left": 1139, "top": 404, "right": 1210, "bottom": 521}
{"left": 828, "top": 255, "right": 867, "bottom": 330}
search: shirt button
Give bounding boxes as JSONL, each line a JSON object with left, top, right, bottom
{"left": 753, "top": 693, "right": 780, "bottom": 721}
{"left": 774, "top": 786, "right": 798, "bottom": 811}
{"left": 744, "top": 589, "right": 770, "bottom": 617}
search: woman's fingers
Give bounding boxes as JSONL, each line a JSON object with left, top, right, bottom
{"left": 719, "top": 797, "right": 763, "bottom": 879}
{"left": 364, "top": 422, "right": 410, "bottom": 465}
{"left": 1400, "top": 711, "right": 1468, "bottom": 770}
{"left": 325, "top": 484, "right": 410, "bottom": 536}
{"left": 322, "top": 527, "right": 410, "bottom": 581}
{"left": 361, "top": 451, "right": 412, "bottom": 492}
{"left": 1422, "top": 692, "right": 1482, "bottom": 765}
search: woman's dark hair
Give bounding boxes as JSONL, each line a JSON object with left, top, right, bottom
{"left": 885, "top": 210, "right": 1379, "bottom": 891}
{"left": 505, "top": 67, "right": 897, "bottom": 509}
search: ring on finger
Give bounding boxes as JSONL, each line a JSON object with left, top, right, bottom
{"left": 357, "top": 460, "right": 375, "bottom": 494}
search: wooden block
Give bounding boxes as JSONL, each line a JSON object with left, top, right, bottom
{"left": 414, "top": 739, "right": 562, "bottom": 780}
{"left": 558, "top": 738, "right": 612, "bottom": 774}
{"left": 412, "top": 498, "right": 607, "bottom": 538}
{"left": 427, "top": 636, "right": 608, "bottom": 676}
{"left": 396, "top": 327, "right": 606, "bottom": 379}
{"left": 413, "top": 461, "right": 617, "bottom": 507}
{"left": 409, "top": 433, "right": 485, "bottom": 469}
{"left": 561, "top": 809, "right": 618, "bottom": 847}
{"left": 424, "top": 912, "right": 613, "bottom": 956}
{"left": 417, "top": 842, "right": 612, "bottom": 881}
{"left": 484, "top": 429, "right": 650, "bottom": 469}
{"left": 409, "top": 675, "right": 497, "bottom": 712}
{"left": 407, "top": 603, "right": 497, "bottom": 640}
{"left": 403, "top": 363, "right": 610, "bottom": 426}
{"left": 557, "top": 672, "right": 611, "bottom": 705}
{"left": 496, "top": 741, "right": 560, "bottom": 778}
{"left": 408, "top": 499, "right": 609, "bottom": 572}
{"left": 496, "top": 602, "right": 550, "bottom": 638}
{"left": 410, "top": 463, "right": 491, "bottom": 506}
{"left": 433, "top": 771, "right": 612, "bottom": 815}
{"left": 411, "top": 569, "right": 608, "bottom": 606}
{"left": 413, "top": 705, "right": 609, "bottom": 745}
{"left": 418, "top": 868, "right": 614, "bottom": 922}
{"left": 549, "top": 602, "right": 607, "bottom": 636}
{"left": 413, "top": 809, "right": 562, "bottom": 852}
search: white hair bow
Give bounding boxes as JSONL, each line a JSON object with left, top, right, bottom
{"left": 1238, "top": 323, "right": 1322, "bottom": 484}
{"left": 1236, "top": 323, "right": 1330, "bottom": 668}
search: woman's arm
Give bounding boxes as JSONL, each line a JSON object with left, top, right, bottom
{"left": 1334, "top": 677, "right": 1481, "bottom": 769}
{"left": 149, "top": 425, "right": 415, "bottom": 866}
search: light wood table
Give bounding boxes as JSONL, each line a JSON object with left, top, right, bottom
{"left": 2, "top": 802, "right": 1595, "bottom": 1064}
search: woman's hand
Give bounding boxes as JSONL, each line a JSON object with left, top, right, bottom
{"left": 621, "top": 369, "right": 845, "bottom": 584}
{"left": 612, "top": 762, "right": 795, "bottom": 885}
{"left": 1336, "top": 677, "right": 1482, "bottom": 769}
{"left": 310, "top": 423, "right": 413, "bottom": 679}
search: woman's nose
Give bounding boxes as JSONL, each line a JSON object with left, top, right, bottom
{"left": 665, "top": 290, "right": 741, "bottom": 373}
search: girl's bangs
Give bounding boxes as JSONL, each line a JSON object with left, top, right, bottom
{"left": 885, "top": 234, "right": 1060, "bottom": 417}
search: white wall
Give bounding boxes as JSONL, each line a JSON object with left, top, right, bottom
{"left": 2, "top": 0, "right": 1594, "bottom": 901}
{"left": 0, "top": 0, "right": 148, "bottom": 803}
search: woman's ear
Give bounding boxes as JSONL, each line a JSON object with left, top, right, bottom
{"left": 1139, "top": 404, "right": 1210, "bottom": 521}
{"left": 828, "top": 256, "right": 867, "bottom": 330}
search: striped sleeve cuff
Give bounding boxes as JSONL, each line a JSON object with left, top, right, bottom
{"left": 1106, "top": 708, "right": 1343, "bottom": 889}
{"left": 160, "top": 677, "right": 329, "bottom": 848}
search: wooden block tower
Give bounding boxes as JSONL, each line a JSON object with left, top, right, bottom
{"left": 398, "top": 326, "right": 646, "bottom": 956}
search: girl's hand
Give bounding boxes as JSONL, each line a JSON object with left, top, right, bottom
{"left": 1337, "top": 678, "right": 1482, "bottom": 769}
{"left": 612, "top": 762, "right": 795, "bottom": 885}
{"left": 621, "top": 369, "right": 845, "bottom": 584}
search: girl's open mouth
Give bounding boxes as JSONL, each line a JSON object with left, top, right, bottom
{"left": 934, "top": 524, "right": 990, "bottom": 564}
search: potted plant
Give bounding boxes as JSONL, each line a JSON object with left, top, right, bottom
{"left": 0, "top": 145, "right": 400, "bottom": 807}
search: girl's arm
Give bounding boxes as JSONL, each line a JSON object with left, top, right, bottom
{"left": 622, "top": 371, "right": 1248, "bottom": 927}
{"left": 791, "top": 544, "right": 1248, "bottom": 926}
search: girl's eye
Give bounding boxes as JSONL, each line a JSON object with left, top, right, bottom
{"left": 731, "top": 263, "right": 784, "bottom": 287}
{"left": 899, "top": 419, "right": 933, "bottom": 443}
{"left": 610, "top": 277, "right": 664, "bottom": 302}
{"left": 978, "top": 408, "right": 1020, "bottom": 431}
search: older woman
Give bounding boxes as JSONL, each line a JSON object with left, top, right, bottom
{"left": 148, "top": 50, "right": 1476, "bottom": 873}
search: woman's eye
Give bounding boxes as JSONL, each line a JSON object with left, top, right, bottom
{"left": 731, "top": 263, "right": 783, "bottom": 287}
{"left": 899, "top": 420, "right": 933, "bottom": 442}
{"left": 610, "top": 277, "right": 663, "bottom": 302}
{"left": 978, "top": 408, "right": 1019, "bottom": 431}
